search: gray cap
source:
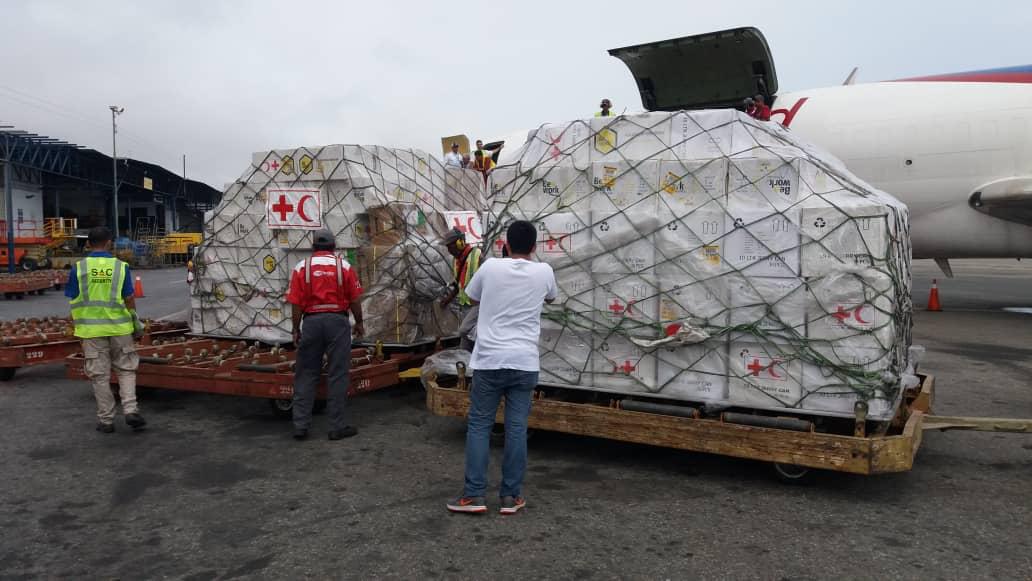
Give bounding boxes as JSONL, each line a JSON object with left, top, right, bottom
{"left": 312, "top": 228, "right": 335, "bottom": 248}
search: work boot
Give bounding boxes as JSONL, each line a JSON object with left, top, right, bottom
{"left": 96, "top": 422, "right": 115, "bottom": 434}
{"left": 293, "top": 428, "right": 309, "bottom": 441}
{"left": 328, "top": 426, "right": 358, "bottom": 440}
{"left": 125, "top": 413, "right": 147, "bottom": 430}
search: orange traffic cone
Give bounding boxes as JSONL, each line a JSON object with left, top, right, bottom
{"left": 134, "top": 276, "right": 145, "bottom": 298}
{"left": 927, "top": 279, "right": 941, "bottom": 312}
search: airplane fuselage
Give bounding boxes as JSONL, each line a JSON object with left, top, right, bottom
{"left": 773, "top": 81, "right": 1032, "bottom": 259}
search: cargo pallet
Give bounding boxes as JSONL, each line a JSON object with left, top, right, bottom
{"left": 0, "top": 321, "right": 189, "bottom": 381}
{"left": 426, "top": 369, "right": 1031, "bottom": 482}
{"left": 0, "top": 270, "right": 66, "bottom": 300}
{"left": 65, "top": 336, "right": 444, "bottom": 417}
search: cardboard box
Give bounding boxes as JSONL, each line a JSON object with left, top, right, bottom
{"left": 802, "top": 346, "right": 896, "bottom": 419}
{"left": 594, "top": 273, "right": 658, "bottom": 338}
{"left": 654, "top": 201, "right": 729, "bottom": 278}
{"left": 799, "top": 202, "right": 891, "bottom": 277}
{"left": 805, "top": 270, "right": 896, "bottom": 352}
{"left": 724, "top": 208, "right": 801, "bottom": 277}
{"left": 589, "top": 161, "right": 660, "bottom": 216}
{"left": 727, "top": 157, "right": 800, "bottom": 213}
{"left": 728, "top": 342, "right": 803, "bottom": 409}
{"left": 540, "top": 320, "right": 593, "bottom": 385}
{"left": 590, "top": 209, "right": 659, "bottom": 274}
{"left": 525, "top": 165, "right": 592, "bottom": 214}
{"left": 669, "top": 110, "right": 736, "bottom": 159}
{"left": 591, "top": 334, "right": 658, "bottom": 392}
{"left": 656, "top": 159, "right": 727, "bottom": 215}
{"left": 728, "top": 275, "right": 807, "bottom": 343}
{"left": 657, "top": 341, "right": 729, "bottom": 401}
{"left": 657, "top": 272, "right": 730, "bottom": 329}
{"left": 520, "top": 120, "right": 591, "bottom": 172}
{"left": 589, "top": 113, "right": 673, "bottom": 162}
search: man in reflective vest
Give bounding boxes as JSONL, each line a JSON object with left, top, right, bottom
{"left": 285, "top": 228, "right": 365, "bottom": 441}
{"left": 441, "top": 227, "right": 482, "bottom": 309}
{"left": 441, "top": 227, "right": 483, "bottom": 350}
{"left": 595, "top": 98, "right": 614, "bottom": 117}
{"left": 67, "top": 227, "right": 146, "bottom": 433}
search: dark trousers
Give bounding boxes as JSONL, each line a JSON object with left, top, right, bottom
{"left": 293, "top": 312, "right": 352, "bottom": 431}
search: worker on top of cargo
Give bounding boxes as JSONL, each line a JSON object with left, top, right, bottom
{"left": 444, "top": 142, "right": 464, "bottom": 168}
{"left": 751, "top": 94, "right": 772, "bottom": 121}
{"left": 446, "top": 220, "right": 558, "bottom": 515}
{"left": 285, "top": 228, "right": 365, "bottom": 441}
{"left": 742, "top": 97, "right": 756, "bottom": 116}
{"left": 470, "top": 149, "right": 495, "bottom": 178}
{"left": 595, "top": 98, "right": 614, "bottom": 117}
{"left": 474, "top": 139, "right": 487, "bottom": 159}
{"left": 440, "top": 227, "right": 483, "bottom": 312}
{"left": 67, "top": 226, "right": 146, "bottom": 434}
{"left": 461, "top": 153, "right": 471, "bottom": 169}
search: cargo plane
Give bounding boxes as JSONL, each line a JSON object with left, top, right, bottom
{"left": 488, "top": 27, "right": 1032, "bottom": 276}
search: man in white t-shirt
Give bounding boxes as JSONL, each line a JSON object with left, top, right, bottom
{"left": 446, "top": 220, "right": 558, "bottom": 515}
{"left": 444, "top": 142, "right": 463, "bottom": 168}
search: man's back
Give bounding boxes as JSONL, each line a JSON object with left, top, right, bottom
{"left": 465, "top": 258, "right": 557, "bottom": 371}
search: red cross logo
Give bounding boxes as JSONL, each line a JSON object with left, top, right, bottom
{"left": 831, "top": 306, "right": 851, "bottom": 323}
{"left": 608, "top": 299, "right": 626, "bottom": 315}
{"left": 272, "top": 195, "right": 294, "bottom": 222}
{"left": 747, "top": 358, "right": 783, "bottom": 379}
{"left": 548, "top": 133, "right": 562, "bottom": 160}
{"left": 452, "top": 217, "right": 468, "bottom": 234}
{"left": 270, "top": 159, "right": 280, "bottom": 171}
{"left": 494, "top": 239, "right": 505, "bottom": 254}
{"left": 614, "top": 360, "right": 636, "bottom": 374}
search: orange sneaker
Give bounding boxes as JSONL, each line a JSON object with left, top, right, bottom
{"left": 499, "top": 496, "right": 526, "bottom": 515}
{"left": 446, "top": 496, "right": 487, "bottom": 514}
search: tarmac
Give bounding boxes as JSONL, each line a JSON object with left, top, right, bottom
{"left": 0, "top": 259, "right": 1030, "bottom": 579}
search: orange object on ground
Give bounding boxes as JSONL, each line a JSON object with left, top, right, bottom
{"left": 927, "top": 279, "right": 941, "bottom": 311}
{"left": 134, "top": 276, "right": 145, "bottom": 298}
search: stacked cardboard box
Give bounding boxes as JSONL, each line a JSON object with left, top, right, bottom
{"left": 490, "top": 110, "right": 911, "bottom": 420}
{"left": 192, "top": 145, "right": 483, "bottom": 344}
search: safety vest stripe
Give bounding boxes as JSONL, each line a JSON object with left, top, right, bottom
{"left": 110, "top": 259, "right": 124, "bottom": 301}
{"left": 71, "top": 300, "right": 124, "bottom": 309}
{"left": 74, "top": 316, "right": 134, "bottom": 326}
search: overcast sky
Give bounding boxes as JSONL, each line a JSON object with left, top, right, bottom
{"left": 2, "top": 0, "right": 1029, "bottom": 188}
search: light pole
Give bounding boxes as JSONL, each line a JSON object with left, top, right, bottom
{"left": 109, "top": 105, "right": 124, "bottom": 238}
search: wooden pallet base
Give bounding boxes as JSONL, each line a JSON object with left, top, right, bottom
{"left": 426, "top": 375, "right": 935, "bottom": 476}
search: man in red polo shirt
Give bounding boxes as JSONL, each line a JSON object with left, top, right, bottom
{"left": 752, "top": 94, "right": 772, "bottom": 121}
{"left": 285, "top": 228, "right": 364, "bottom": 441}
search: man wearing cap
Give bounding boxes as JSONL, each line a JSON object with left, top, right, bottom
{"left": 444, "top": 142, "right": 464, "bottom": 168}
{"left": 441, "top": 227, "right": 483, "bottom": 350}
{"left": 68, "top": 226, "right": 146, "bottom": 434}
{"left": 285, "top": 228, "right": 365, "bottom": 441}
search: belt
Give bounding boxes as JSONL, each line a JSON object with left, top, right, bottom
{"left": 304, "top": 310, "right": 348, "bottom": 316}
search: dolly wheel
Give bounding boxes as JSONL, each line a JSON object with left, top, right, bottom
{"left": 773, "top": 463, "right": 815, "bottom": 484}
{"left": 0, "top": 368, "right": 16, "bottom": 381}
{"left": 268, "top": 398, "right": 293, "bottom": 419}
{"left": 268, "top": 398, "right": 326, "bottom": 419}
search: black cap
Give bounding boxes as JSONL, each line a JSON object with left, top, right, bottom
{"left": 312, "top": 228, "right": 335, "bottom": 249}
{"left": 442, "top": 227, "right": 465, "bottom": 245}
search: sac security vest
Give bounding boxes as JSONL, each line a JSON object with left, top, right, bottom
{"left": 453, "top": 246, "right": 482, "bottom": 307}
{"left": 70, "top": 257, "right": 134, "bottom": 339}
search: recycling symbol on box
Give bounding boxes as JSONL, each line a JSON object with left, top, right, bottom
{"left": 814, "top": 217, "right": 827, "bottom": 229}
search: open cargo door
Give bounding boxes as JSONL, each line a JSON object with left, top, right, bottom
{"left": 608, "top": 27, "right": 778, "bottom": 111}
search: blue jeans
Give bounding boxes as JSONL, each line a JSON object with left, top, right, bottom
{"left": 463, "top": 369, "right": 538, "bottom": 498}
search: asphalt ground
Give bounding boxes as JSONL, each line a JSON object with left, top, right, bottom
{"left": 1, "top": 260, "right": 1030, "bottom": 579}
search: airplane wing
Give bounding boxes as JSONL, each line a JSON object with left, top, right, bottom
{"left": 970, "top": 177, "right": 1032, "bottom": 226}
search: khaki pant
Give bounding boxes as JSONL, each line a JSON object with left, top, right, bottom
{"left": 83, "top": 335, "right": 140, "bottom": 424}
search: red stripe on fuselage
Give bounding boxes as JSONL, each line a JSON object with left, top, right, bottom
{"left": 893, "top": 72, "right": 1032, "bottom": 83}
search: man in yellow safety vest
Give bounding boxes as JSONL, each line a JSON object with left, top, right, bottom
{"left": 596, "top": 98, "right": 614, "bottom": 117}
{"left": 440, "top": 227, "right": 483, "bottom": 350}
{"left": 67, "top": 227, "right": 146, "bottom": 433}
